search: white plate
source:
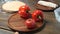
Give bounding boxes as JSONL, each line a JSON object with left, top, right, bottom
{"left": 2, "top": 1, "right": 26, "bottom": 13}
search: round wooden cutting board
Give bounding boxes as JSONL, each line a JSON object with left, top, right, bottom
{"left": 8, "top": 13, "right": 44, "bottom": 32}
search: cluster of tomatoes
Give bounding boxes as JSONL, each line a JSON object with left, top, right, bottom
{"left": 18, "top": 5, "right": 43, "bottom": 29}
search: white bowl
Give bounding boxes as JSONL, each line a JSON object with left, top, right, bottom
{"left": 54, "top": 7, "right": 60, "bottom": 22}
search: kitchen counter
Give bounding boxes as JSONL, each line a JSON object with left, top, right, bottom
{"left": 0, "top": 0, "right": 60, "bottom": 34}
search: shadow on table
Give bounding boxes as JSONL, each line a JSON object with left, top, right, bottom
{"left": 18, "top": 20, "right": 47, "bottom": 34}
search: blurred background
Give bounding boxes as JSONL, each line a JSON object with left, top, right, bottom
{"left": 0, "top": 0, "right": 60, "bottom": 34}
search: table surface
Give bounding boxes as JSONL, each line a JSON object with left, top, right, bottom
{"left": 0, "top": 0, "right": 60, "bottom": 34}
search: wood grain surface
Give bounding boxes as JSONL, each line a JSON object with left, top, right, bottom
{"left": 0, "top": 0, "right": 60, "bottom": 34}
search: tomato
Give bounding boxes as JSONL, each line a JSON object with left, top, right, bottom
{"left": 19, "top": 5, "right": 30, "bottom": 11}
{"left": 18, "top": 5, "right": 30, "bottom": 19}
{"left": 25, "top": 19, "right": 36, "bottom": 29}
{"left": 32, "top": 10, "right": 43, "bottom": 22}
{"left": 18, "top": 10, "right": 30, "bottom": 19}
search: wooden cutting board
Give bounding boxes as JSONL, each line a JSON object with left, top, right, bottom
{"left": 8, "top": 13, "right": 44, "bottom": 32}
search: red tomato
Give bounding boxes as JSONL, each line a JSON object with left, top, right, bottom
{"left": 18, "top": 5, "right": 30, "bottom": 19}
{"left": 18, "top": 10, "right": 31, "bottom": 19}
{"left": 25, "top": 19, "right": 36, "bottom": 29}
{"left": 19, "top": 5, "right": 30, "bottom": 11}
{"left": 32, "top": 10, "right": 43, "bottom": 22}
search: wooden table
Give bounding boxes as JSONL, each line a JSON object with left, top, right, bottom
{"left": 0, "top": 0, "right": 60, "bottom": 34}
